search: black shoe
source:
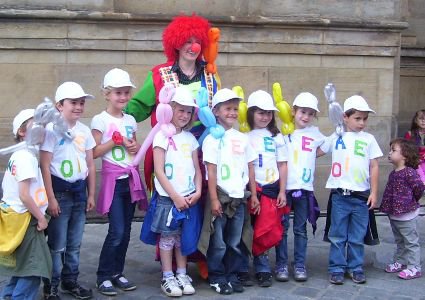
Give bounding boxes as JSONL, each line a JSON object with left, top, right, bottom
{"left": 256, "top": 272, "right": 273, "bottom": 287}
{"left": 229, "top": 280, "right": 244, "bottom": 293}
{"left": 61, "top": 281, "right": 93, "bottom": 299}
{"left": 329, "top": 272, "right": 344, "bottom": 285}
{"left": 44, "top": 284, "right": 61, "bottom": 300}
{"left": 237, "top": 272, "right": 254, "bottom": 287}
{"left": 112, "top": 275, "right": 137, "bottom": 291}
{"left": 210, "top": 282, "right": 233, "bottom": 295}
{"left": 349, "top": 271, "right": 366, "bottom": 284}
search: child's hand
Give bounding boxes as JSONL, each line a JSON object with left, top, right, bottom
{"left": 173, "top": 195, "right": 190, "bottom": 211}
{"left": 277, "top": 191, "right": 287, "bottom": 208}
{"left": 249, "top": 196, "right": 260, "bottom": 215}
{"left": 48, "top": 198, "right": 61, "bottom": 218}
{"left": 86, "top": 196, "right": 95, "bottom": 212}
{"left": 123, "top": 138, "right": 139, "bottom": 154}
{"left": 211, "top": 199, "right": 222, "bottom": 217}
{"left": 186, "top": 191, "right": 201, "bottom": 206}
{"left": 367, "top": 194, "right": 377, "bottom": 210}
{"left": 37, "top": 217, "right": 48, "bottom": 231}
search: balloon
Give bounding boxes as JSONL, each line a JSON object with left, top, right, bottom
{"left": 273, "top": 82, "right": 294, "bottom": 135}
{"left": 324, "top": 83, "right": 344, "bottom": 136}
{"left": 196, "top": 87, "right": 224, "bottom": 145}
{"left": 203, "top": 27, "right": 220, "bottom": 74}
{"left": 133, "top": 84, "right": 176, "bottom": 166}
{"left": 233, "top": 86, "right": 250, "bottom": 133}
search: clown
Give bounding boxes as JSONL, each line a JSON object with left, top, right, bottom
{"left": 126, "top": 14, "right": 220, "bottom": 190}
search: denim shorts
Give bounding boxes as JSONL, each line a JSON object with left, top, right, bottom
{"left": 150, "top": 195, "right": 181, "bottom": 236}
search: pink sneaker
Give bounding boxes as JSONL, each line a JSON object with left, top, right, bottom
{"left": 385, "top": 262, "right": 406, "bottom": 273}
{"left": 398, "top": 267, "right": 422, "bottom": 280}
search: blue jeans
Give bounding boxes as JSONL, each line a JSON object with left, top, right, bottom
{"left": 328, "top": 192, "right": 368, "bottom": 274}
{"left": 1, "top": 276, "right": 40, "bottom": 300}
{"left": 47, "top": 191, "right": 87, "bottom": 287}
{"left": 276, "top": 191, "right": 308, "bottom": 269}
{"left": 207, "top": 203, "right": 245, "bottom": 284}
{"left": 97, "top": 178, "right": 135, "bottom": 283}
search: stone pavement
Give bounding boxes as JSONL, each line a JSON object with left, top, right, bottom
{"left": 1, "top": 215, "right": 425, "bottom": 300}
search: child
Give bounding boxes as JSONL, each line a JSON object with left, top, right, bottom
{"left": 40, "top": 82, "right": 96, "bottom": 300}
{"left": 380, "top": 138, "right": 425, "bottom": 279}
{"left": 242, "top": 90, "right": 287, "bottom": 287}
{"left": 404, "top": 109, "right": 425, "bottom": 183}
{"left": 276, "top": 92, "right": 324, "bottom": 282}
{"left": 151, "top": 85, "right": 202, "bottom": 297}
{"left": 200, "top": 88, "right": 257, "bottom": 295}
{"left": 0, "top": 109, "right": 51, "bottom": 300}
{"left": 320, "top": 95, "right": 383, "bottom": 285}
{"left": 91, "top": 68, "right": 147, "bottom": 296}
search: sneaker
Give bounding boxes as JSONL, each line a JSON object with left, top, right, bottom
{"left": 256, "top": 272, "right": 273, "bottom": 287}
{"left": 237, "top": 272, "right": 254, "bottom": 286}
{"left": 209, "top": 282, "right": 232, "bottom": 295}
{"left": 111, "top": 275, "right": 136, "bottom": 291}
{"left": 61, "top": 281, "right": 92, "bottom": 299}
{"left": 44, "top": 285, "right": 61, "bottom": 300}
{"left": 176, "top": 274, "right": 195, "bottom": 295}
{"left": 398, "top": 267, "right": 422, "bottom": 280}
{"left": 329, "top": 272, "right": 344, "bottom": 285}
{"left": 96, "top": 280, "right": 117, "bottom": 296}
{"left": 229, "top": 280, "right": 244, "bottom": 293}
{"left": 385, "top": 262, "right": 407, "bottom": 273}
{"left": 275, "top": 265, "right": 289, "bottom": 282}
{"left": 161, "top": 276, "right": 183, "bottom": 297}
{"left": 349, "top": 271, "right": 366, "bottom": 284}
{"left": 294, "top": 266, "right": 308, "bottom": 282}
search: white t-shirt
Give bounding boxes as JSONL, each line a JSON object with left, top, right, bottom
{"left": 41, "top": 121, "right": 96, "bottom": 183}
{"left": 153, "top": 130, "right": 199, "bottom": 197}
{"left": 91, "top": 111, "right": 137, "bottom": 168}
{"left": 282, "top": 126, "right": 325, "bottom": 191}
{"left": 320, "top": 131, "right": 383, "bottom": 191}
{"left": 1, "top": 148, "right": 47, "bottom": 214}
{"left": 247, "top": 128, "right": 285, "bottom": 186}
{"left": 203, "top": 128, "right": 257, "bottom": 198}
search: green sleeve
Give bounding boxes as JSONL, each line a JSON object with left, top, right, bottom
{"left": 125, "top": 71, "right": 156, "bottom": 122}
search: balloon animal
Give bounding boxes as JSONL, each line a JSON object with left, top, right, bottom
{"left": 203, "top": 27, "right": 220, "bottom": 74}
{"left": 196, "top": 87, "right": 224, "bottom": 145}
{"left": 272, "top": 82, "right": 294, "bottom": 135}
{"left": 324, "top": 83, "right": 344, "bottom": 136}
{"left": 234, "top": 86, "right": 250, "bottom": 133}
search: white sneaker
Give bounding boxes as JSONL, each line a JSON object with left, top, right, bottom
{"left": 176, "top": 273, "right": 195, "bottom": 295}
{"left": 161, "top": 276, "right": 182, "bottom": 297}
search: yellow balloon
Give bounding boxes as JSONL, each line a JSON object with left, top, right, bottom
{"left": 273, "top": 82, "right": 294, "bottom": 135}
{"left": 233, "top": 85, "right": 250, "bottom": 132}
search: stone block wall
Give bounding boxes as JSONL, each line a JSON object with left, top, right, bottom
{"left": 0, "top": 0, "right": 410, "bottom": 207}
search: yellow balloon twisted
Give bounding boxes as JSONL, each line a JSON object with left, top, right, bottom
{"left": 233, "top": 86, "right": 250, "bottom": 132}
{"left": 273, "top": 82, "right": 294, "bottom": 135}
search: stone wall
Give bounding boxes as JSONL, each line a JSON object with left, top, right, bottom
{"left": 0, "top": 1, "right": 410, "bottom": 206}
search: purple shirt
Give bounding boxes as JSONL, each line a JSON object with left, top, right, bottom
{"left": 380, "top": 167, "right": 424, "bottom": 216}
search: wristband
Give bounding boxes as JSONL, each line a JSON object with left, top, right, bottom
{"left": 112, "top": 131, "right": 123, "bottom": 145}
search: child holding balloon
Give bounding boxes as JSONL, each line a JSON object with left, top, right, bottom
{"left": 276, "top": 92, "right": 325, "bottom": 282}
{"left": 91, "top": 68, "right": 147, "bottom": 296}
{"left": 151, "top": 85, "right": 202, "bottom": 297}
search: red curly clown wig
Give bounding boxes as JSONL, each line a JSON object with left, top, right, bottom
{"left": 162, "top": 14, "right": 210, "bottom": 62}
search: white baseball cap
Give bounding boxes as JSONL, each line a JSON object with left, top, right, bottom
{"left": 247, "top": 90, "right": 278, "bottom": 111}
{"left": 103, "top": 68, "right": 136, "bottom": 89}
{"left": 293, "top": 92, "right": 320, "bottom": 112}
{"left": 212, "top": 88, "right": 242, "bottom": 109}
{"left": 343, "top": 95, "right": 376, "bottom": 113}
{"left": 172, "top": 86, "right": 198, "bottom": 108}
{"left": 55, "top": 82, "right": 94, "bottom": 103}
{"left": 13, "top": 108, "right": 35, "bottom": 135}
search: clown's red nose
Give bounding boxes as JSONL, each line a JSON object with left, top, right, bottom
{"left": 191, "top": 42, "right": 201, "bottom": 53}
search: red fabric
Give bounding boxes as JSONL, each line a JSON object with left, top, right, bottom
{"left": 252, "top": 194, "right": 290, "bottom": 256}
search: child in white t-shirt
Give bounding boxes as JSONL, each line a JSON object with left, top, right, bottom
{"left": 201, "top": 88, "right": 257, "bottom": 295}
{"left": 0, "top": 109, "right": 51, "bottom": 300}
{"left": 276, "top": 92, "right": 325, "bottom": 282}
{"left": 91, "top": 68, "right": 147, "bottom": 296}
{"left": 320, "top": 95, "right": 383, "bottom": 285}
{"left": 151, "top": 86, "right": 202, "bottom": 297}
{"left": 40, "top": 82, "right": 96, "bottom": 299}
